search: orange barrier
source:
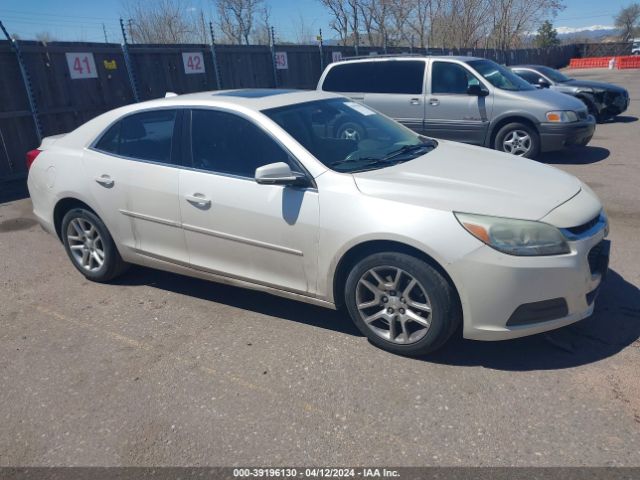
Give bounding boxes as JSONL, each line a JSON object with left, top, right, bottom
{"left": 569, "top": 56, "right": 640, "bottom": 69}
{"left": 617, "top": 55, "right": 640, "bottom": 69}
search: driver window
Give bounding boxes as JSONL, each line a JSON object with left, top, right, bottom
{"left": 431, "top": 62, "right": 478, "bottom": 94}
{"left": 190, "top": 109, "right": 291, "bottom": 178}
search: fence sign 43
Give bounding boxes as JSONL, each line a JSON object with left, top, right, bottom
{"left": 182, "top": 52, "right": 205, "bottom": 74}
{"left": 65, "top": 53, "right": 98, "bottom": 79}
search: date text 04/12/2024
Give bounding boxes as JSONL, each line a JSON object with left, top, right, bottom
{"left": 233, "top": 468, "right": 401, "bottom": 478}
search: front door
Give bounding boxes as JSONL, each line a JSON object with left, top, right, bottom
{"left": 179, "top": 109, "right": 319, "bottom": 294}
{"left": 424, "top": 60, "right": 491, "bottom": 145}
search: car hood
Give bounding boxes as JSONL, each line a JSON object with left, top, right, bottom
{"left": 563, "top": 79, "right": 626, "bottom": 93}
{"left": 496, "top": 86, "right": 587, "bottom": 110}
{"left": 352, "top": 140, "right": 582, "bottom": 222}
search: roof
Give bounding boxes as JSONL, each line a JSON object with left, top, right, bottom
{"left": 157, "top": 88, "right": 340, "bottom": 111}
{"left": 509, "top": 65, "right": 546, "bottom": 69}
{"left": 335, "top": 55, "right": 483, "bottom": 64}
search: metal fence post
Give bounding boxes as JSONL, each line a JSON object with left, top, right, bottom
{"left": 119, "top": 18, "right": 140, "bottom": 102}
{"left": 269, "top": 26, "right": 278, "bottom": 88}
{"left": 318, "top": 28, "right": 324, "bottom": 73}
{"left": 209, "top": 22, "right": 222, "bottom": 90}
{"left": 0, "top": 20, "right": 43, "bottom": 143}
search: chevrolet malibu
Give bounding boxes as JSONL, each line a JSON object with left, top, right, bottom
{"left": 27, "top": 89, "right": 610, "bottom": 356}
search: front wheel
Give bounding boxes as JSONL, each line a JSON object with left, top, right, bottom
{"left": 494, "top": 122, "right": 540, "bottom": 158}
{"left": 344, "top": 252, "right": 461, "bottom": 356}
{"left": 61, "top": 208, "right": 129, "bottom": 282}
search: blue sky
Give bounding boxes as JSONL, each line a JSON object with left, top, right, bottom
{"left": 0, "top": 0, "right": 628, "bottom": 42}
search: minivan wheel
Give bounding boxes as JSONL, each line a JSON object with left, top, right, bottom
{"left": 61, "top": 208, "right": 128, "bottom": 282}
{"left": 494, "top": 122, "right": 540, "bottom": 158}
{"left": 344, "top": 252, "right": 461, "bottom": 356}
{"left": 336, "top": 121, "right": 366, "bottom": 142}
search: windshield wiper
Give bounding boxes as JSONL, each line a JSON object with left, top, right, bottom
{"left": 331, "top": 141, "right": 437, "bottom": 168}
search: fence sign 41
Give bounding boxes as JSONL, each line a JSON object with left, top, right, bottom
{"left": 182, "top": 52, "right": 206, "bottom": 74}
{"left": 65, "top": 53, "right": 98, "bottom": 79}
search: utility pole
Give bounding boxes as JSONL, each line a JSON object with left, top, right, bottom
{"left": 209, "top": 22, "right": 222, "bottom": 90}
{"left": 102, "top": 23, "right": 108, "bottom": 43}
{"left": 120, "top": 18, "right": 140, "bottom": 102}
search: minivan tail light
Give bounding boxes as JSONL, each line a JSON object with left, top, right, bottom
{"left": 26, "top": 149, "right": 41, "bottom": 170}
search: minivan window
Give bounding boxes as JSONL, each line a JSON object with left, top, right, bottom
{"left": 467, "top": 59, "right": 534, "bottom": 91}
{"left": 323, "top": 61, "right": 425, "bottom": 94}
{"left": 190, "top": 109, "right": 291, "bottom": 178}
{"left": 431, "top": 62, "right": 480, "bottom": 94}
{"left": 94, "top": 109, "right": 177, "bottom": 163}
{"left": 263, "top": 98, "right": 437, "bottom": 173}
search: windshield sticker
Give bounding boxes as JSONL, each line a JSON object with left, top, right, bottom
{"left": 344, "top": 102, "right": 376, "bottom": 116}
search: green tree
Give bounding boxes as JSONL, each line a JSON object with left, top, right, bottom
{"left": 615, "top": 3, "right": 640, "bottom": 42}
{"left": 535, "top": 20, "right": 560, "bottom": 48}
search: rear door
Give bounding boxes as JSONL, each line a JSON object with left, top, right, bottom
{"left": 425, "top": 60, "right": 491, "bottom": 145}
{"left": 362, "top": 60, "right": 427, "bottom": 132}
{"left": 85, "top": 108, "right": 188, "bottom": 263}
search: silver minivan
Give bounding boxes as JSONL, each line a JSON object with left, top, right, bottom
{"left": 317, "top": 56, "right": 596, "bottom": 158}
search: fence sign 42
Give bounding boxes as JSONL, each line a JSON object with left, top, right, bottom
{"left": 182, "top": 52, "right": 206, "bottom": 74}
{"left": 65, "top": 53, "right": 98, "bottom": 79}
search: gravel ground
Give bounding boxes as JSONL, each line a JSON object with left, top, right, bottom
{"left": 0, "top": 68, "right": 638, "bottom": 467}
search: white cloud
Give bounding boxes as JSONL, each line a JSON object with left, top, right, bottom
{"left": 555, "top": 25, "right": 616, "bottom": 34}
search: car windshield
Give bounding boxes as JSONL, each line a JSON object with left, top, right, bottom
{"left": 467, "top": 59, "right": 535, "bottom": 91}
{"left": 534, "top": 66, "right": 572, "bottom": 83}
{"left": 262, "top": 98, "right": 437, "bottom": 173}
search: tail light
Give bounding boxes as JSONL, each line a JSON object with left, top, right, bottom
{"left": 26, "top": 149, "right": 41, "bottom": 171}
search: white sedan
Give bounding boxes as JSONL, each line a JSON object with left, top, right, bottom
{"left": 27, "top": 89, "right": 610, "bottom": 356}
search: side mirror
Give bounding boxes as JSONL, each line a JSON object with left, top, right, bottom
{"left": 538, "top": 78, "right": 551, "bottom": 88}
{"left": 467, "top": 84, "right": 488, "bottom": 96}
{"left": 255, "top": 162, "right": 308, "bottom": 187}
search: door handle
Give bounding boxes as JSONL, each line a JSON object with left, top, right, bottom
{"left": 350, "top": 96, "right": 365, "bottom": 101}
{"left": 185, "top": 193, "right": 211, "bottom": 208}
{"left": 429, "top": 98, "right": 440, "bottom": 106}
{"left": 95, "top": 175, "right": 114, "bottom": 188}
{"left": 409, "top": 98, "right": 421, "bottom": 105}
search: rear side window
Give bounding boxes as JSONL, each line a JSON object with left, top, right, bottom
{"left": 322, "top": 61, "right": 425, "bottom": 94}
{"left": 190, "top": 109, "right": 291, "bottom": 178}
{"left": 322, "top": 62, "right": 374, "bottom": 93}
{"left": 94, "top": 109, "right": 177, "bottom": 163}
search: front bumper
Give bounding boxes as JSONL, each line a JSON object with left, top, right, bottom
{"left": 448, "top": 219, "right": 609, "bottom": 341}
{"left": 538, "top": 117, "right": 596, "bottom": 152}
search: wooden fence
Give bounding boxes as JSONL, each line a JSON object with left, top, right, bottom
{"left": 0, "top": 40, "right": 579, "bottom": 181}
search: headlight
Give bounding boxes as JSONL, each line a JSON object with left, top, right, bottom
{"left": 546, "top": 111, "right": 578, "bottom": 123}
{"left": 455, "top": 212, "right": 570, "bottom": 256}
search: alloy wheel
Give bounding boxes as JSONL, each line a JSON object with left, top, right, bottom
{"left": 355, "top": 266, "right": 432, "bottom": 344}
{"left": 66, "top": 217, "right": 105, "bottom": 272}
{"left": 502, "top": 129, "right": 532, "bottom": 156}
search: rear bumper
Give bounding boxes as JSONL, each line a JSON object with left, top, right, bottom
{"left": 538, "top": 117, "right": 596, "bottom": 152}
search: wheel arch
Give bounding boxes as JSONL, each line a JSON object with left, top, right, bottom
{"left": 331, "top": 239, "right": 462, "bottom": 314}
{"left": 53, "top": 197, "right": 98, "bottom": 241}
{"left": 487, "top": 115, "right": 539, "bottom": 148}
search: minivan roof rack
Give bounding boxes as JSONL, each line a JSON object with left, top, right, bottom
{"left": 341, "top": 53, "right": 425, "bottom": 60}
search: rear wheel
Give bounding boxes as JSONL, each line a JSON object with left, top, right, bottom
{"left": 344, "top": 252, "right": 461, "bottom": 356}
{"left": 61, "top": 208, "right": 128, "bottom": 282}
{"left": 494, "top": 122, "right": 540, "bottom": 158}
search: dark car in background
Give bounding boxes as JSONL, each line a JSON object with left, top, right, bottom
{"left": 510, "top": 65, "right": 630, "bottom": 123}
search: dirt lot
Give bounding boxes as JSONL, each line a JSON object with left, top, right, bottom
{"left": 0, "top": 69, "right": 639, "bottom": 467}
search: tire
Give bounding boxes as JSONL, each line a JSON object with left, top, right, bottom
{"left": 494, "top": 122, "right": 540, "bottom": 159}
{"left": 336, "top": 120, "right": 366, "bottom": 142}
{"left": 344, "top": 252, "right": 461, "bottom": 357}
{"left": 61, "top": 208, "right": 129, "bottom": 282}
